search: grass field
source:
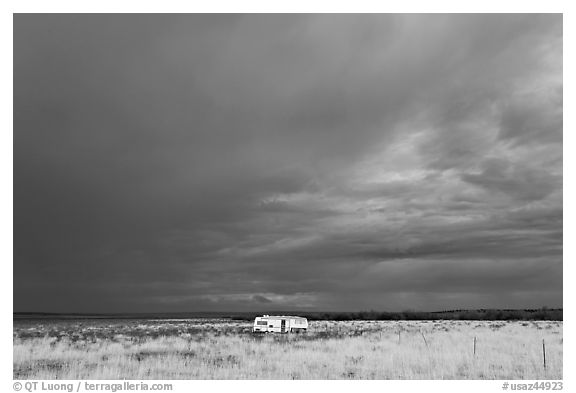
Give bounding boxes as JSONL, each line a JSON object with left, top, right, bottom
{"left": 13, "top": 319, "right": 562, "bottom": 379}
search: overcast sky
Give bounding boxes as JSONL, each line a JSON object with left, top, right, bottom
{"left": 14, "top": 14, "right": 562, "bottom": 313}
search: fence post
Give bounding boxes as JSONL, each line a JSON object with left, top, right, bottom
{"left": 420, "top": 331, "right": 429, "bottom": 349}
{"left": 398, "top": 330, "right": 401, "bottom": 344}
{"left": 473, "top": 336, "right": 476, "bottom": 356}
{"left": 542, "top": 339, "right": 546, "bottom": 370}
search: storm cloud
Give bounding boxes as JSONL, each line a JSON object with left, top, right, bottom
{"left": 14, "top": 14, "right": 562, "bottom": 312}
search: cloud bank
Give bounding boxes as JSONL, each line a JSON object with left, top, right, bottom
{"left": 14, "top": 14, "right": 562, "bottom": 312}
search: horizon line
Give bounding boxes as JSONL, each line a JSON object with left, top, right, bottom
{"left": 13, "top": 307, "right": 562, "bottom": 316}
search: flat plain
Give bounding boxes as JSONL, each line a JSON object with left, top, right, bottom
{"left": 13, "top": 319, "right": 562, "bottom": 379}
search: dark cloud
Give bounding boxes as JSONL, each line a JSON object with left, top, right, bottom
{"left": 252, "top": 295, "right": 273, "bottom": 304}
{"left": 499, "top": 87, "right": 563, "bottom": 145}
{"left": 461, "top": 158, "right": 561, "bottom": 201}
{"left": 14, "top": 14, "right": 562, "bottom": 312}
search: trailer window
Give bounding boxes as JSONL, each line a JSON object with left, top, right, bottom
{"left": 256, "top": 321, "right": 267, "bottom": 325}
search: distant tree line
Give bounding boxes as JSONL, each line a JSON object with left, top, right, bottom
{"left": 229, "top": 308, "right": 562, "bottom": 321}
{"left": 14, "top": 308, "right": 562, "bottom": 321}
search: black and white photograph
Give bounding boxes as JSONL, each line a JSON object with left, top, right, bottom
{"left": 12, "top": 12, "right": 563, "bottom": 382}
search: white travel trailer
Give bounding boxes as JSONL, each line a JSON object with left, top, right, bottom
{"left": 252, "top": 315, "right": 308, "bottom": 333}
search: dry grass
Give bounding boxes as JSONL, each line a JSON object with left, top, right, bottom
{"left": 13, "top": 319, "right": 562, "bottom": 379}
